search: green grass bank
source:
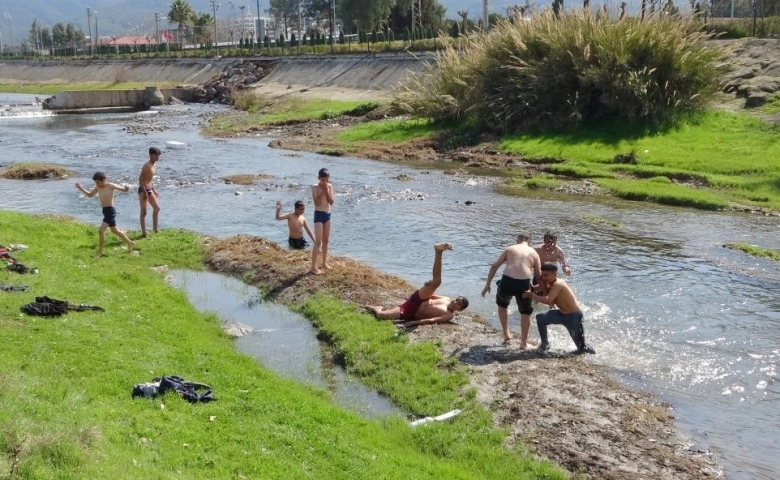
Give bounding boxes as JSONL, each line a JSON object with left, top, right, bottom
{"left": 0, "top": 211, "right": 565, "bottom": 479}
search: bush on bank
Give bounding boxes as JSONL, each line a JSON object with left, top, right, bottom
{"left": 399, "top": 10, "right": 725, "bottom": 133}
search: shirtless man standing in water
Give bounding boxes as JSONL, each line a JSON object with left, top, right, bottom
{"left": 482, "top": 233, "right": 542, "bottom": 348}
{"left": 138, "top": 147, "right": 161, "bottom": 238}
{"left": 523, "top": 263, "right": 596, "bottom": 354}
{"left": 368, "top": 242, "right": 469, "bottom": 329}
{"left": 534, "top": 231, "right": 571, "bottom": 275}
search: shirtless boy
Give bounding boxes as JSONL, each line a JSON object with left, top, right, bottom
{"left": 310, "top": 168, "right": 334, "bottom": 274}
{"left": 76, "top": 172, "right": 135, "bottom": 257}
{"left": 482, "top": 233, "right": 542, "bottom": 348}
{"left": 138, "top": 147, "right": 161, "bottom": 238}
{"left": 368, "top": 242, "right": 469, "bottom": 329}
{"left": 523, "top": 263, "right": 596, "bottom": 354}
{"left": 534, "top": 231, "right": 571, "bottom": 275}
{"left": 275, "top": 200, "right": 315, "bottom": 250}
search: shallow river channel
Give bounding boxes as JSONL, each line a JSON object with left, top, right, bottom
{"left": 1, "top": 95, "right": 778, "bottom": 479}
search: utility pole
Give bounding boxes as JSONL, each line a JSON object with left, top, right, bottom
{"left": 298, "top": 0, "right": 302, "bottom": 50}
{"left": 256, "top": 0, "right": 261, "bottom": 51}
{"left": 95, "top": 11, "right": 99, "bottom": 56}
{"left": 483, "top": 0, "right": 489, "bottom": 32}
{"left": 4, "top": 12, "right": 12, "bottom": 55}
{"left": 212, "top": 0, "right": 220, "bottom": 56}
{"left": 0, "top": 22, "right": 4, "bottom": 55}
{"left": 154, "top": 12, "right": 161, "bottom": 45}
{"left": 87, "top": 8, "right": 93, "bottom": 55}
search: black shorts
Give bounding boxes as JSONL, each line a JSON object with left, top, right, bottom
{"left": 495, "top": 275, "right": 533, "bottom": 314}
{"left": 289, "top": 237, "right": 307, "bottom": 250}
{"left": 101, "top": 206, "right": 117, "bottom": 227}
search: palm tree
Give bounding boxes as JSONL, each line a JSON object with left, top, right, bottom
{"left": 194, "top": 13, "right": 213, "bottom": 47}
{"left": 168, "top": 0, "right": 195, "bottom": 47}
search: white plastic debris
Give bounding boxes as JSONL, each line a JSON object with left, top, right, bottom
{"left": 409, "top": 409, "right": 462, "bottom": 427}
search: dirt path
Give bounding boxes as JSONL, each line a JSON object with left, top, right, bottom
{"left": 205, "top": 236, "right": 722, "bottom": 479}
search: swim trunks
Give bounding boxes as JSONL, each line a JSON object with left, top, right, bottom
{"left": 398, "top": 290, "right": 424, "bottom": 321}
{"left": 313, "top": 210, "right": 331, "bottom": 224}
{"left": 495, "top": 275, "right": 533, "bottom": 314}
{"left": 137, "top": 185, "right": 153, "bottom": 196}
{"left": 288, "top": 237, "right": 307, "bottom": 250}
{"left": 101, "top": 206, "right": 117, "bottom": 227}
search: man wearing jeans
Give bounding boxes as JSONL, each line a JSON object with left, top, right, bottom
{"left": 523, "top": 263, "right": 596, "bottom": 354}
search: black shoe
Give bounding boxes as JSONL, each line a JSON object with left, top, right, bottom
{"left": 577, "top": 345, "right": 596, "bottom": 355}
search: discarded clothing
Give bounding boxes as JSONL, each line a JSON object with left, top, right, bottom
{"left": 20, "top": 296, "right": 105, "bottom": 317}
{"left": 132, "top": 375, "right": 215, "bottom": 403}
{"left": 1, "top": 284, "right": 28, "bottom": 292}
{"left": 6, "top": 263, "right": 37, "bottom": 274}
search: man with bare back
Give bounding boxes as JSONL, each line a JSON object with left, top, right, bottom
{"left": 523, "top": 263, "right": 596, "bottom": 354}
{"left": 138, "top": 147, "right": 161, "bottom": 238}
{"left": 368, "top": 242, "right": 469, "bottom": 329}
{"left": 482, "top": 233, "right": 542, "bottom": 349}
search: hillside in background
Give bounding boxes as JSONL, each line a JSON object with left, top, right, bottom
{"left": 0, "top": 0, "right": 513, "bottom": 41}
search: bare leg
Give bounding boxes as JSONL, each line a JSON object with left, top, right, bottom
{"left": 310, "top": 222, "right": 323, "bottom": 274}
{"left": 417, "top": 242, "right": 453, "bottom": 300}
{"left": 96, "top": 223, "right": 107, "bottom": 257}
{"left": 111, "top": 226, "right": 135, "bottom": 252}
{"left": 320, "top": 220, "right": 332, "bottom": 270}
{"left": 149, "top": 193, "right": 161, "bottom": 233}
{"left": 368, "top": 306, "right": 401, "bottom": 320}
{"left": 138, "top": 193, "right": 147, "bottom": 237}
{"left": 519, "top": 313, "right": 531, "bottom": 349}
{"left": 498, "top": 306, "right": 511, "bottom": 343}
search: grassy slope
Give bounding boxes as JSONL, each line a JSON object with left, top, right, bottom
{"left": 499, "top": 111, "right": 780, "bottom": 210}
{"left": 0, "top": 211, "right": 565, "bottom": 479}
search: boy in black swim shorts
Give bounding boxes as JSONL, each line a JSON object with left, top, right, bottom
{"left": 275, "top": 200, "right": 315, "bottom": 250}
{"left": 76, "top": 172, "right": 135, "bottom": 258}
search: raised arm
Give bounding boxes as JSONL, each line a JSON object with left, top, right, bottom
{"left": 275, "top": 201, "right": 288, "bottom": 221}
{"left": 108, "top": 182, "right": 130, "bottom": 193}
{"left": 324, "top": 183, "right": 335, "bottom": 205}
{"left": 75, "top": 183, "right": 98, "bottom": 197}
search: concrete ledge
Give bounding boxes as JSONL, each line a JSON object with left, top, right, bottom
{"left": 43, "top": 86, "right": 198, "bottom": 111}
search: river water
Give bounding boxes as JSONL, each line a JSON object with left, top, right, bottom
{"left": 1, "top": 94, "right": 778, "bottom": 479}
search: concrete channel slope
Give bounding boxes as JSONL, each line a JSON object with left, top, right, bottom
{"left": 0, "top": 53, "right": 434, "bottom": 92}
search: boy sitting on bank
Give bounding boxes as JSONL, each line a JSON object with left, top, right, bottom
{"left": 275, "top": 200, "right": 315, "bottom": 250}
{"left": 76, "top": 172, "right": 135, "bottom": 258}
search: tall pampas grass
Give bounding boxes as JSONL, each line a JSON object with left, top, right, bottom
{"left": 398, "top": 10, "right": 726, "bottom": 133}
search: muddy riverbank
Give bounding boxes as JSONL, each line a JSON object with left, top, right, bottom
{"left": 206, "top": 235, "right": 721, "bottom": 479}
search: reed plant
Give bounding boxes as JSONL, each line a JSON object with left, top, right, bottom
{"left": 400, "top": 10, "right": 726, "bottom": 133}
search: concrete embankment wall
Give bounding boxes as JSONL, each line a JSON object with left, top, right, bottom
{"left": 0, "top": 54, "right": 433, "bottom": 91}
{"left": 258, "top": 53, "right": 434, "bottom": 91}
{"left": 44, "top": 87, "right": 196, "bottom": 111}
{"left": 0, "top": 59, "right": 234, "bottom": 85}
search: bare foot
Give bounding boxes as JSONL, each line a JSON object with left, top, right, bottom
{"left": 519, "top": 342, "right": 528, "bottom": 350}
{"left": 94, "top": 251, "right": 104, "bottom": 258}
{"left": 140, "top": 233, "right": 148, "bottom": 239}
{"left": 127, "top": 241, "right": 135, "bottom": 252}
{"left": 502, "top": 337, "right": 512, "bottom": 346}
{"left": 434, "top": 242, "right": 454, "bottom": 252}
{"left": 322, "top": 263, "right": 333, "bottom": 270}
{"left": 309, "top": 268, "right": 322, "bottom": 275}
{"left": 367, "top": 306, "right": 382, "bottom": 317}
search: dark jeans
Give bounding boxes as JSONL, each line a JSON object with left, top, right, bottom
{"left": 536, "top": 310, "right": 587, "bottom": 350}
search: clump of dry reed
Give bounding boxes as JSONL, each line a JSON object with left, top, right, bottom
{"left": 398, "top": 10, "right": 726, "bottom": 133}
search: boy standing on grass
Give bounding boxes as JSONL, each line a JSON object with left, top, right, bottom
{"left": 275, "top": 200, "right": 315, "bottom": 250}
{"left": 76, "top": 172, "right": 135, "bottom": 258}
{"left": 310, "top": 168, "right": 334, "bottom": 275}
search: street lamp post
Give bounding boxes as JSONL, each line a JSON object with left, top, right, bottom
{"left": 212, "top": 0, "right": 220, "bottom": 57}
{"left": 4, "top": 12, "right": 13, "bottom": 55}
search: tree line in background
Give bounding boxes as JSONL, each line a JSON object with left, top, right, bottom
{"left": 10, "top": 0, "right": 780, "bottom": 57}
